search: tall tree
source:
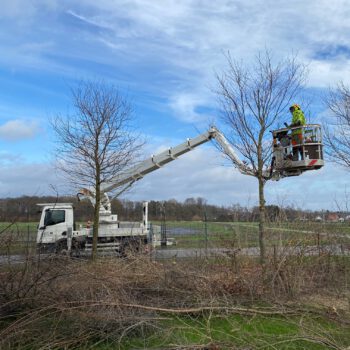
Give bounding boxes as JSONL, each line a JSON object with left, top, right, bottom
{"left": 216, "top": 51, "right": 307, "bottom": 264}
{"left": 52, "top": 81, "right": 144, "bottom": 260}
{"left": 324, "top": 83, "right": 350, "bottom": 168}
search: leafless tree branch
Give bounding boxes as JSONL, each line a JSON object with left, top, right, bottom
{"left": 216, "top": 51, "right": 307, "bottom": 263}
{"left": 52, "top": 80, "right": 145, "bottom": 260}
{"left": 324, "top": 83, "right": 350, "bottom": 168}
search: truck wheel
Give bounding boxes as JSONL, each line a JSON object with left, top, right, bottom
{"left": 70, "top": 239, "right": 82, "bottom": 257}
{"left": 120, "top": 243, "right": 131, "bottom": 258}
{"left": 120, "top": 240, "right": 140, "bottom": 257}
{"left": 55, "top": 240, "right": 68, "bottom": 255}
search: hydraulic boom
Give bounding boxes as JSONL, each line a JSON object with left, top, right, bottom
{"left": 37, "top": 124, "right": 324, "bottom": 254}
{"left": 78, "top": 126, "right": 255, "bottom": 216}
{"left": 78, "top": 125, "right": 324, "bottom": 218}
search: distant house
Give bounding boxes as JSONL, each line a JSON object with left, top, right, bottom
{"left": 297, "top": 217, "right": 308, "bottom": 222}
{"left": 345, "top": 215, "right": 350, "bottom": 222}
{"left": 327, "top": 213, "right": 339, "bottom": 222}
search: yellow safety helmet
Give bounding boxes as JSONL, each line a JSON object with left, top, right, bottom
{"left": 289, "top": 104, "right": 300, "bottom": 112}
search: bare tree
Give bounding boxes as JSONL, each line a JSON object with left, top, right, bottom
{"left": 52, "top": 81, "right": 144, "bottom": 260}
{"left": 324, "top": 83, "right": 350, "bottom": 168}
{"left": 216, "top": 51, "right": 307, "bottom": 264}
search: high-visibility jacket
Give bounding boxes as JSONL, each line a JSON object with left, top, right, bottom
{"left": 291, "top": 109, "right": 306, "bottom": 135}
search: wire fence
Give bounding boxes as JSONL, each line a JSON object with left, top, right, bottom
{"left": 0, "top": 221, "right": 350, "bottom": 261}
{"left": 153, "top": 220, "right": 350, "bottom": 260}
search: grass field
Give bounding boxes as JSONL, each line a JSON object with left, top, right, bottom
{"left": 1, "top": 220, "right": 350, "bottom": 254}
{"left": 0, "top": 222, "right": 37, "bottom": 254}
{"left": 0, "top": 221, "right": 37, "bottom": 234}
{"left": 117, "top": 312, "right": 350, "bottom": 350}
{"left": 157, "top": 220, "right": 350, "bottom": 249}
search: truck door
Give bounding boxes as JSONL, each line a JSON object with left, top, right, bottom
{"left": 40, "top": 209, "right": 68, "bottom": 244}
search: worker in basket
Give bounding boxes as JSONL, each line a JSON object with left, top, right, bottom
{"left": 289, "top": 104, "right": 306, "bottom": 160}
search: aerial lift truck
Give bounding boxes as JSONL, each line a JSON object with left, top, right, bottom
{"left": 37, "top": 124, "right": 324, "bottom": 254}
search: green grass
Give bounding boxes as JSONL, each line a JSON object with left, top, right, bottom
{"left": 92, "top": 312, "right": 350, "bottom": 349}
{"left": 1, "top": 220, "right": 349, "bottom": 254}
{"left": 157, "top": 220, "right": 350, "bottom": 249}
{"left": 0, "top": 222, "right": 37, "bottom": 254}
{"left": 0, "top": 221, "right": 38, "bottom": 234}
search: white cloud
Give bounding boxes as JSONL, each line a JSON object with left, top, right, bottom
{"left": 67, "top": 0, "right": 350, "bottom": 118}
{"left": 66, "top": 9, "right": 113, "bottom": 31}
{"left": 0, "top": 119, "right": 40, "bottom": 141}
{"left": 0, "top": 160, "right": 65, "bottom": 198}
{"left": 308, "top": 59, "right": 350, "bottom": 88}
{"left": 169, "top": 92, "right": 213, "bottom": 123}
{"left": 267, "top": 164, "right": 350, "bottom": 211}
{"left": 2, "top": 0, "right": 350, "bottom": 113}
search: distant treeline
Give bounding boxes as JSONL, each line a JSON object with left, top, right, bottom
{"left": 0, "top": 195, "right": 344, "bottom": 223}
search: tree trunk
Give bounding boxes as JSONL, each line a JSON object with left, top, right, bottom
{"left": 258, "top": 176, "right": 266, "bottom": 265}
{"left": 92, "top": 177, "right": 100, "bottom": 261}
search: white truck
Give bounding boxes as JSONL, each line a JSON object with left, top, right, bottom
{"left": 36, "top": 125, "right": 324, "bottom": 254}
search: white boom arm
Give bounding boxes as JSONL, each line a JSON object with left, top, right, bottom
{"left": 102, "top": 126, "right": 255, "bottom": 193}
{"left": 78, "top": 126, "right": 257, "bottom": 214}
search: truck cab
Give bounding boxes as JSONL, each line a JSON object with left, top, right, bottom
{"left": 36, "top": 203, "right": 85, "bottom": 252}
{"left": 36, "top": 202, "right": 150, "bottom": 254}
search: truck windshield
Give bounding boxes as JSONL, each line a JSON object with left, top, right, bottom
{"left": 44, "top": 209, "right": 65, "bottom": 226}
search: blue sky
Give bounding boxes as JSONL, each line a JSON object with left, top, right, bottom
{"left": 1, "top": 0, "right": 350, "bottom": 210}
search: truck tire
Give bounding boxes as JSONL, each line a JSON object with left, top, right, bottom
{"left": 55, "top": 240, "right": 68, "bottom": 255}
{"left": 120, "top": 239, "right": 142, "bottom": 257}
